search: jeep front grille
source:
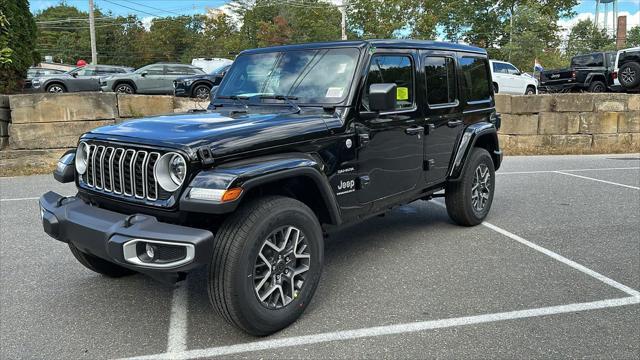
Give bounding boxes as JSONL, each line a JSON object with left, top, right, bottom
{"left": 81, "top": 144, "right": 164, "bottom": 201}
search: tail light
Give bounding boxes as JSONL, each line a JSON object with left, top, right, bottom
{"left": 571, "top": 71, "right": 576, "bottom": 79}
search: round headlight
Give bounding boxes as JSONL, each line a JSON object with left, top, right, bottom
{"left": 75, "top": 142, "right": 89, "bottom": 175}
{"left": 155, "top": 152, "right": 187, "bottom": 192}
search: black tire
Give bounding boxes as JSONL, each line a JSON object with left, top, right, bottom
{"left": 192, "top": 84, "right": 211, "bottom": 99}
{"left": 525, "top": 86, "right": 536, "bottom": 95}
{"left": 68, "top": 243, "right": 136, "bottom": 277}
{"left": 619, "top": 62, "right": 640, "bottom": 89}
{"left": 208, "top": 196, "right": 324, "bottom": 336}
{"left": 493, "top": 83, "right": 499, "bottom": 94}
{"left": 445, "top": 148, "right": 495, "bottom": 226}
{"left": 114, "top": 82, "right": 135, "bottom": 94}
{"left": 587, "top": 80, "right": 606, "bottom": 93}
{"left": 46, "top": 83, "right": 66, "bottom": 93}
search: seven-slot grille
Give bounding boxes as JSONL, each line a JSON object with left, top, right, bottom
{"left": 81, "top": 144, "right": 165, "bottom": 201}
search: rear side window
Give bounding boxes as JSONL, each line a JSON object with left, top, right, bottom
{"left": 424, "top": 56, "right": 456, "bottom": 105}
{"left": 364, "top": 55, "right": 414, "bottom": 110}
{"left": 460, "top": 56, "right": 491, "bottom": 102}
{"left": 572, "top": 54, "right": 604, "bottom": 67}
{"left": 166, "top": 66, "right": 190, "bottom": 75}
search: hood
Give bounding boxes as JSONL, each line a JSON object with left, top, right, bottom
{"left": 175, "top": 74, "right": 218, "bottom": 82}
{"left": 84, "top": 108, "right": 333, "bottom": 159}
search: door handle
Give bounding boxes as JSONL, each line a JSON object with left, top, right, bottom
{"left": 405, "top": 126, "right": 424, "bottom": 136}
{"left": 447, "top": 120, "right": 463, "bottom": 128}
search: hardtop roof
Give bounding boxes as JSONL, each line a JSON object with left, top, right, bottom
{"left": 241, "top": 39, "right": 487, "bottom": 55}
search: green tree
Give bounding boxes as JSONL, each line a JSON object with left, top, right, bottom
{"left": 0, "top": 0, "right": 38, "bottom": 93}
{"left": 347, "top": 0, "right": 415, "bottom": 39}
{"left": 566, "top": 19, "right": 615, "bottom": 57}
{"left": 627, "top": 26, "right": 640, "bottom": 48}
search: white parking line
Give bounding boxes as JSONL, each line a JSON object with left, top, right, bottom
{"left": 498, "top": 167, "right": 640, "bottom": 175}
{"left": 123, "top": 296, "right": 640, "bottom": 360}
{"left": 0, "top": 197, "right": 40, "bottom": 202}
{"left": 166, "top": 280, "right": 189, "bottom": 354}
{"left": 554, "top": 171, "right": 640, "bottom": 190}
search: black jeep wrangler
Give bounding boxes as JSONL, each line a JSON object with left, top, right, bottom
{"left": 40, "top": 40, "right": 502, "bottom": 336}
{"left": 539, "top": 52, "right": 617, "bottom": 93}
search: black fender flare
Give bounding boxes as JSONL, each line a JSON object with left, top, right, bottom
{"left": 585, "top": 72, "right": 606, "bottom": 86}
{"left": 179, "top": 153, "right": 341, "bottom": 225}
{"left": 448, "top": 122, "right": 502, "bottom": 181}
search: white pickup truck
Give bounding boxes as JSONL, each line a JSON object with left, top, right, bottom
{"left": 490, "top": 60, "right": 538, "bottom": 95}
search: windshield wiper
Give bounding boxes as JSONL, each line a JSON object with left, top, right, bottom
{"left": 215, "top": 95, "right": 249, "bottom": 109}
{"left": 253, "top": 95, "right": 301, "bottom": 114}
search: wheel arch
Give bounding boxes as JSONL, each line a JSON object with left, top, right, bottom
{"left": 448, "top": 122, "right": 502, "bottom": 181}
{"left": 180, "top": 153, "right": 341, "bottom": 226}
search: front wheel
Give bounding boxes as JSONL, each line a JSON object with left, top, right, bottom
{"left": 445, "top": 148, "right": 495, "bottom": 226}
{"left": 525, "top": 86, "right": 536, "bottom": 95}
{"left": 208, "top": 196, "right": 324, "bottom": 335}
{"left": 192, "top": 84, "right": 211, "bottom": 99}
{"left": 114, "top": 83, "right": 135, "bottom": 94}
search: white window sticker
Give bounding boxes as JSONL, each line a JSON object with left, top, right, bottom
{"left": 326, "top": 87, "right": 344, "bottom": 98}
{"left": 337, "top": 63, "right": 348, "bottom": 74}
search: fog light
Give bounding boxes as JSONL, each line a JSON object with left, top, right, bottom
{"left": 145, "top": 243, "right": 156, "bottom": 259}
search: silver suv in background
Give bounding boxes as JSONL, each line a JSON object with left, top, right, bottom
{"left": 27, "top": 65, "right": 133, "bottom": 93}
{"left": 101, "top": 63, "right": 206, "bottom": 94}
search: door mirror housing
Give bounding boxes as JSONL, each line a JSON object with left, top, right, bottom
{"left": 368, "top": 83, "right": 397, "bottom": 112}
{"left": 140, "top": 71, "right": 148, "bottom": 77}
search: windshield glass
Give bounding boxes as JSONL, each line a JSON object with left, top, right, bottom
{"left": 216, "top": 47, "right": 360, "bottom": 104}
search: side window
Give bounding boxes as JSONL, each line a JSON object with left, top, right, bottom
{"left": 364, "top": 55, "right": 414, "bottom": 110}
{"left": 492, "top": 62, "right": 502, "bottom": 73}
{"left": 460, "top": 56, "right": 491, "bottom": 102}
{"left": 424, "top": 56, "right": 456, "bottom": 106}
{"left": 146, "top": 66, "right": 164, "bottom": 75}
{"left": 166, "top": 66, "right": 189, "bottom": 75}
{"left": 505, "top": 63, "right": 519, "bottom": 75}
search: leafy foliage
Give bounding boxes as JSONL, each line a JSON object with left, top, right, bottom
{"left": 0, "top": 0, "right": 38, "bottom": 93}
{"left": 566, "top": 19, "right": 616, "bottom": 57}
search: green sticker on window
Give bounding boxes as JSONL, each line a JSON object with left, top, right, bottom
{"left": 396, "top": 87, "right": 409, "bottom": 101}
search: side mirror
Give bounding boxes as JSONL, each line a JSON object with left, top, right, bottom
{"left": 368, "top": 83, "right": 397, "bottom": 112}
{"left": 71, "top": 73, "right": 78, "bottom": 78}
{"left": 140, "top": 72, "right": 147, "bottom": 77}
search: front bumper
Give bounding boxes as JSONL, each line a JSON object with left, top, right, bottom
{"left": 173, "top": 82, "right": 191, "bottom": 97}
{"left": 39, "top": 191, "right": 214, "bottom": 275}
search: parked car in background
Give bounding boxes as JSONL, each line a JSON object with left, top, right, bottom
{"left": 489, "top": 60, "right": 538, "bottom": 95}
{"left": 101, "top": 63, "right": 205, "bottom": 94}
{"left": 539, "top": 52, "right": 616, "bottom": 93}
{"left": 174, "top": 64, "right": 231, "bottom": 99}
{"left": 27, "top": 67, "right": 66, "bottom": 78}
{"left": 191, "top": 58, "right": 233, "bottom": 74}
{"left": 613, "top": 47, "right": 640, "bottom": 91}
{"left": 26, "top": 65, "right": 133, "bottom": 93}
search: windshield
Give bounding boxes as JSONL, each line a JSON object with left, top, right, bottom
{"left": 216, "top": 47, "right": 360, "bottom": 105}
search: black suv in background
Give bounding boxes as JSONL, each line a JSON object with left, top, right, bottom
{"left": 539, "top": 52, "right": 617, "bottom": 93}
{"left": 615, "top": 47, "right": 640, "bottom": 91}
{"left": 174, "top": 64, "right": 231, "bottom": 99}
{"left": 40, "top": 40, "right": 502, "bottom": 336}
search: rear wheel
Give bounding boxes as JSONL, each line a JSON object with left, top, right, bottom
{"left": 445, "top": 148, "right": 495, "bottom": 226}
{"left": 619, "top": 62, "right": 640, "bottom": 89}
{"left": 68, "top": 243, "right": 136, "bottom": 277}
{"left": 208, "top": 196, "right": 324, "bottom": 335}
{"left": 588, "top": 80, "right": 606, "bottom": 93}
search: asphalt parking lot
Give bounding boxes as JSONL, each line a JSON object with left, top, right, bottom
{"left": 1, "top": 154, "right": 639, "bottom": 359}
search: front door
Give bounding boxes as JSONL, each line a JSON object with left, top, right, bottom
{"left": 421, "top": 52, "right": 464, "bottom": 184}
{"left": 356, "top": 52, "right": 425, "bottom": 205}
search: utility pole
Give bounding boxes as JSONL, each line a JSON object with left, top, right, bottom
{"left": 89, "top": 0, "right": 97, "bottom": 64}
{"left": 340, "top": 0, "right": 347, "bottom": 40}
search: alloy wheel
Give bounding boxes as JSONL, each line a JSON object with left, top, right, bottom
{"left": 48, "top": 85, "right": 64, "bottom": 93}
{"left": 116, "top": 85, "right": 132, "bottom": 94}
{"left": 253, "top": 226, "right": 310, "bottom": 309}
{"left": 471, "top": 164, "right": 491, "bottom": 212}
{"left": 195, "top": 86, "right": 210, "bottom": 99}
{"left": 621, "top": 68, "right": 636, "bottom": 85}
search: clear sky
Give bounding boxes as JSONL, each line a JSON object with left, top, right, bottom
{"left": 29, "top": 0, "right": 640, "bottom": 27}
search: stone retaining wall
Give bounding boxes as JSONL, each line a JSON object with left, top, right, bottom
{"left": 0, "top": 92, "right": 639, "bottom": 175}
{"left": 495, "top": 93, "right": 640, "bottom": 153}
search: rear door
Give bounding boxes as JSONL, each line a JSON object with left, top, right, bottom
{"left": 491, "top": 61, "right": 511, "bottom": 93}
{"left": 421, "top": 51, "right": 464, "bottom": 184}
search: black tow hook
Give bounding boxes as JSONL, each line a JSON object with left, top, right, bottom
{"left": 123, "top": 214, "right": 145, "bottom": 228}
{"left": 55, "top": 196, "right": 74, "bottom": 207}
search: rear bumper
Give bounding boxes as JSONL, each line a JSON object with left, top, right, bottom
{"left": 39, "top": 191, "right": 214, "bottom": 274}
